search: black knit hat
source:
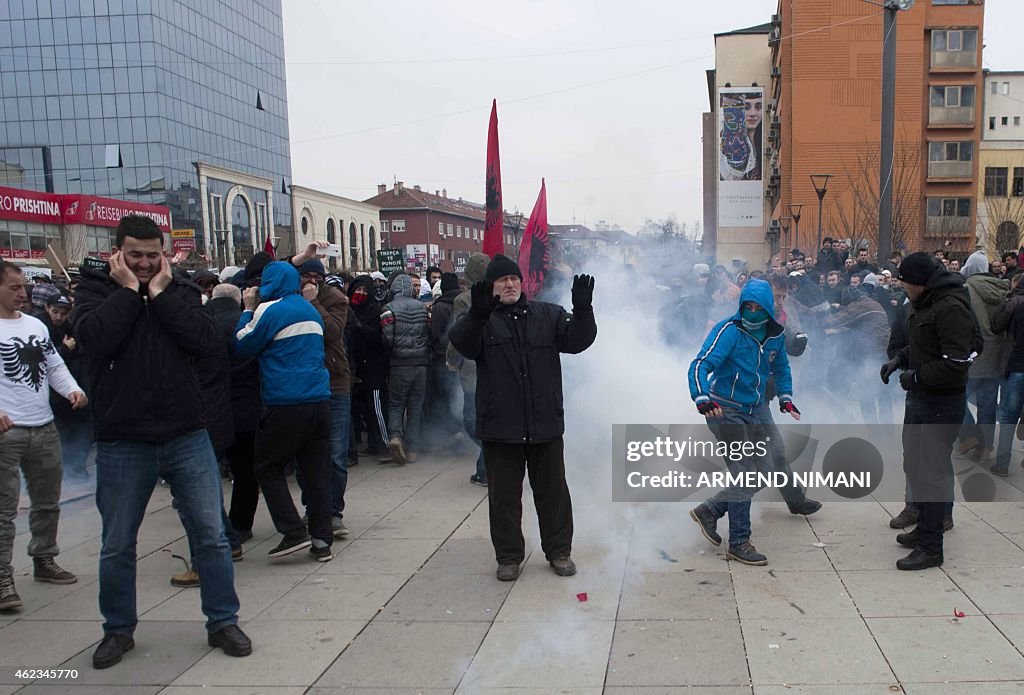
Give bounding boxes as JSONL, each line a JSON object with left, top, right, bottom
{"left": 439, "top": 272, "right": 459, "bottom": 293}
{"left": 897, "top": 252, "right": 939, "bottom": 286}
{"left": 485, "top": 254, "right": 522, "bottom": 282}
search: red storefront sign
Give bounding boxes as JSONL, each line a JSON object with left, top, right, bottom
{"left": 61, "top": 194, "right": 171, "bottom": 232}
{"left": 0, "top": 186, "right": 171, "bottom": 231}
{"left": 0, "top": 186, "right": 63, "bottom": 225}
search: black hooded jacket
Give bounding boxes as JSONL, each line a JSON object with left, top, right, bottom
{"left": 895, "top": 268, "right": 978, "bottom": 394}
{"left": 429, "top": 288, "right": 461, "bottom": 362}
{"left": 71, "top": 265, "right": 217, "bottom": 443}
{"left": 450, "top": 296, "right": 597, "bottom": 443}
{"left": 346, "top": 275, "right": 389, "bottom": 389}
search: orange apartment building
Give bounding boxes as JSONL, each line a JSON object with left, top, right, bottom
{"left": 768, "top": 0, "right": 985, "bottom": 261}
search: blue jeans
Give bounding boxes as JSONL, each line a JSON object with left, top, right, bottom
{"left": 96, "top": 430, "right": 239, "bottom": 636}
{"left": 960, "top": 378, "right": 1001, "bottom": 451}
{"left": 463, "top": 390, "right": 485, "bottom": 479}
{"left": 703, "top": 407, "right": 773, "bottom": 547}
{"left": 329, "top": 392, "right": 351, "bottom": 517}
{"left": 995, "top": 372, "right": 1024, "bottom": 471}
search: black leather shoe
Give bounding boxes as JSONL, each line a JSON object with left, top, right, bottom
{"left": 889, "top": 505, "right": 919, "bottom": 529}
{"left": 689, "top": 504, "right": 722, "bottom": 547}
{"left": 896, "top": 547, "right": 943, "bottom": 571}
{"left": 896, "top": 527, "right": 919, "bottom": 549}
{"left": 208, "top": 624, "right": 252, "bottom": 657}
{"left": 787, "top": 499, "right": 822, "bottom": 516}
{"left": 93, "top": 633, "right": 134, "bottom": 669}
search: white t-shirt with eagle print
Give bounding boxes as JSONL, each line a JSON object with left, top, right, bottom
{"left": 0, "top": 313, "right": 81, "bottom": 427}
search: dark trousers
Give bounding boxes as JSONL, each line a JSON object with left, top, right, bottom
{"left": 353, "top": 383, "right": 389, "bottom": 452}
{"left": 226, "top": 431, "right": 259, "bottom": 534}
{"left": 424, "top": 364, "right": 461, "bottom": 446}
{"left": 55, "top": 414, "right": 92, "bottom": 478}
{"left": 903, "top": 391, "right": 965, "bottom": 554}
{"left": 254, "top": 402, "right": 332, "bottom": 545}
{"left": 482, "top": 437, "right": 573, "bottom": 565}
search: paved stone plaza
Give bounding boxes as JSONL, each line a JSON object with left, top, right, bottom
{"left": 3, "top": 450, "right": 1024, "bottom": 694}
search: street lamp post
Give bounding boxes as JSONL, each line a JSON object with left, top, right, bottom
{"left": 877, "top": 0, "right": 915, "bottom": 262}
{"left": 780, "top": 216, "right": 792, "bottom": 262}
{"left": 788, "top": 204, "right": 803, "bottom": 257}
{"left": 810, "top": 175, "right": 832, "bottom": 260}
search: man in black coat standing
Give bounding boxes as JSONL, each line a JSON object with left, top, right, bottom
{"left": 880, "top": 252, "right": 976, "bottom": 570}
{"left": 450, "top": 255, "right": 597, "bottom": 581}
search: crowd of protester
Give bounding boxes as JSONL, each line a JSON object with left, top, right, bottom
{"left": 0, "top": 214, "right": 596, "bottom": 668}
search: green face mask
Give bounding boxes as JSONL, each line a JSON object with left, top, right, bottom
{"left": 741, "top": 306, "right": 768, "bottom": 331}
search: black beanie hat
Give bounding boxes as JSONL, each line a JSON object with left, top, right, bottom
{"left": 439, "top": 272, "right": 459, "bottom": 293}
{"left": 897, "top": 252, "right": 939, "bottom": 286}
{"left": 485, "top": 254, "right": 523, "bottom": 282}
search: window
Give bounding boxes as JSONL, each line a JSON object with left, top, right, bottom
{"left": 1003, "top": 82, "right": 1011, "bottom": 96}
{"left": 930, "top": 85, "right": 974, "bottom": 108}
{"left": 1002, "top": 117, "right": 1010, "bottom": 126}
{"left": 456, "top": 225, "right": 462, "bottom": 238}
{"left": 1016, "top": 117, "right": 1022, "bottom": 127}
{"left": 985, "top": 167, "right": 1008, "bottom": 197}
{"left": 927, "top": 197, "right": 971, "bottom": 218}
{"left": 1013, "top": 168, "right": 1024, "bottom": 197}
{"left": 931, "top": 29, "right": 978, "bottom": 67}
{"left": 929, "top": 141, "right": 973, "bottom": 162}
{"left": 391, "top": 219, "right": 406, "bottom": 233}
{"left": 473, "top": 228, "right": 478, "bottom": 240}
{"left": 326, "top": 218, "right": 336, "bottom": 244}
{"left": 992, "top": 81, "right": 998, "bottom": 95}
{"left": 990, "top": 117, "right": 997, "bottom": 130}
{"left": 438, "top": 222, "right": 444, "bottom": 237}
{"left": 300, "top": 216, "right": 309, "bottom": 235}
{"left": 381, "top": 220, "right": 390, "bottom": 233}
{"left": 446, "top": 223, "right": 453, "bottom": 237}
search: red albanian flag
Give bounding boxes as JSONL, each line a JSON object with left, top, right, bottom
{"left": 482, "top": 99, "right": 505, "bottom": 258}
{"left": 518, "top": 179, "right": 549, "bottom": 300}
{"left": 263, "top": 235, "right": 275, "bottom": 259}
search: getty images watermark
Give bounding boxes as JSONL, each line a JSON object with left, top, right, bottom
{"left": 611, "top": 424, "right": 1019, "bottom": 504}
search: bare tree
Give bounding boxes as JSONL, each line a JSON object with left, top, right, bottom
{"left": 978, "top": 194, "right": 1024, "bottom": 257}
{"left": 832, "top": 140, "right": 921, "bottom": 256}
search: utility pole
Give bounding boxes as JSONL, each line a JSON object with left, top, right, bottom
{"left": 878, "top": 0, "right": 915, "bottom": 262}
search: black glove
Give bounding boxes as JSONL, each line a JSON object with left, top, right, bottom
{"left": 899, "top": 369, "right": 918, "bottom": 391}
{"left": 696, "top": 400, "right": 721, "bottom": 416}
{"left": 780, "top": 400, "right": 801, "bottom": 417}
{"left": 791, "top": 333, "right": 808, "bottom": 356}
{"left": 880, "top": 358, "right": 900, "bottom": 384}
{"left": 571, "top": 274, "right": 595, "bottom": 311}
{"left": 469, "top": 280, "right": 498, "bottom": 319}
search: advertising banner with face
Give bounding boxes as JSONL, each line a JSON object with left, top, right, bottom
{"left": 718, "top": 87, "right": 765, "bottom": 229}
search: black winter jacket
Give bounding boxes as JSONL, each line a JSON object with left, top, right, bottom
{"left": 346, "top": 275, "right": 389, "bottom": 389}
{"left": 199, "top": 296, "right": 239, "bottom": 454}
{"left": 429, "top": 289, "right": 460, "bottom": 362}
{"left": 72, "top": 266, "right": 216, "bottom": 443}
{"left": 450, "top": 297, "right": 597, "bottom": 443}
{"left": 894, "top": 269, "right": 976, "bottom": 394}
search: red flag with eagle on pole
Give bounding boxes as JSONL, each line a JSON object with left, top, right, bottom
{"left": 518, "top": 179, "right": 549, "bottom": 300}
{"left": 263, "top": 235, "right": 276, "bottom": 259}
{"left": 482, "top": 99, "right": 505, "bottom": 258}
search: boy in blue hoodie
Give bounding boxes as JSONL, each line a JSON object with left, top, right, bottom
{"left": 687, "top": 278, "right": 806, "bottom": 565}
{"left": 234, "top": 262, "right": 334, "bottom": 562}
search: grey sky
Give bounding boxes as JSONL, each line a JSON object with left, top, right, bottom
{"left": 282, "top": 0, "right": 1019, "bottom": 232}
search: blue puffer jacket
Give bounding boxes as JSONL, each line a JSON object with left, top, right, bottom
{"left": 233, "top": 261, "right": 331, "bottom": 406}
{"left": 688, "top": 278, "right": 793, "bottom": 414}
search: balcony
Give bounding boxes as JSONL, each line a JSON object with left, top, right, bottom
{"left": 931, "top": 49, "right": 978, "bottom": 70}
{"left": 926, "top": 215, "right": 972, "bottom": 235}
{"left": 928, "top": 160, "right": 973, "bottom": 179}
{"left": 928, "top": 105, "right": 975, "bottom": 126}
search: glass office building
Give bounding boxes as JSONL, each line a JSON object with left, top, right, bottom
{"left": 0, "top": 0, "right": 292, "bottom": 264}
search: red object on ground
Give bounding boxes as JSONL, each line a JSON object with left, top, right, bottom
{"left": 954, "top": 608, "right": 965, "bottom": 618}
{"left": 576, "top": 592, "right": 588, "bottom": 602}
{"left": 482, "top": 99, "right": 504, "bottom": 259}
